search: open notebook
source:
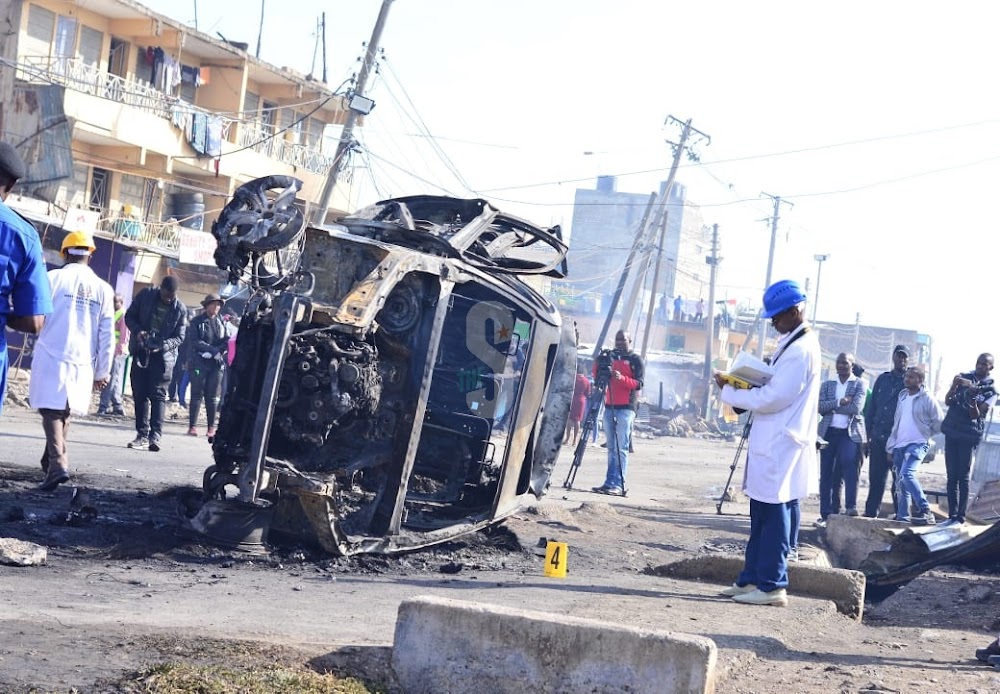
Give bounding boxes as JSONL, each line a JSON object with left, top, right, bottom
{"left": 718, "top": 351, "right": 774, "bottom": 389}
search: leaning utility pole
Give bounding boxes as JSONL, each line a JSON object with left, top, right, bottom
{"left": 756, "top": 193, "right": 794, "bottom": 357}
{"left": 702, "top": 223, "right": 721, "bottom": 418}
{"left": 311, "top": 0, "right": 394, "bottom": 225}
{"left": 591, "top": 194, "right": 657, "bottom": 358}
{"left": 623, "top": 117, "right": 709, "bottom": 338}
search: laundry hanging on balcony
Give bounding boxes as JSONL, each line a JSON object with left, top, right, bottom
{"left": 188, "top": 113, "right": 223, "bottom": 158}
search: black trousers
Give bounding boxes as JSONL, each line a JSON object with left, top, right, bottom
{"left": 131, "top": 354, "right": 171, "bottom": 439}
{"left": 944, "top": 436, "right": 976, "bottom": 522}
{"left": 189, "top": 362, "right": 224, "bottom": 429}
{"left": 864, "top": 435, "right": 897, "bottom": 518}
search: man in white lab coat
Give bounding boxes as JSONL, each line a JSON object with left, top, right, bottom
{"left": 713, "top": 279, "right": 821, "bottom": 607}
{"left": 29, "top": 231, "right": 115, "bottom": 491}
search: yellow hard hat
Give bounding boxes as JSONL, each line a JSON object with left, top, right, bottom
{"left": 61, "top": 230, "right": 96, "bottom": 254}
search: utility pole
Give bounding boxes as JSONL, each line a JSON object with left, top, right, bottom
{"left": 702, "top": 223, "right": 721, "bottom": 418}
{"left": 255, "top": 0, "right": 265, "bottom": 58}
{"left": 639, "top": 211, "right": 669, "bottom": 361}
{"left": 852, "top": 312, "right": 860, "bottom": 355}
{"left": 624, "top": 116, "right": 709, "bottom": 336}
{"left": 321, "top": 12, "right": 328, "bottom": 84}
{"left": 0, "top": 0, "right": 25, "bottom": 137}
{"left": 756, "top": 193, "right": 794, "bottom": 357}
{"left": 590, "top": 194, "right": 657, "bottom": 358}
{"left": 812, "top": 253, "right": 830, "bottom": 322}
{"left": 311, "top": 0, "right": 393, "bottom": 225}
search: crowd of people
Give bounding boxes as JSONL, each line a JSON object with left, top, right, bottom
{"left": 3, "top": 138, "right": 1000, "bottom": 662}
{"left": 0, "top": 142, "right": 236, "bottom": 488}
{"left": 711, "top": 278, "right": 996, "bottom": 614}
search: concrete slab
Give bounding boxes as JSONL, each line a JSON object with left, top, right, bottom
{"left": 391, "top": 595, "right": 717, "bottom": 694}
{"left": 823, "top": 513, "right": 908, "bottom": 569}
{"left": 650, "top": 554, "right": 866, "bottom": 620}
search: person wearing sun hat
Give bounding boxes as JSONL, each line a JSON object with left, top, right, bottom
{"left": 186, "top": 293, "right": 229, "bottom": 439}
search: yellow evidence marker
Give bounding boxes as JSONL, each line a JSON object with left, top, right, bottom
{"left": 544, "top": 540, "right": 568, "bottom": 578}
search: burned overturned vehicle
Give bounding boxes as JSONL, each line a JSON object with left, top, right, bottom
{"left": 189, "top": 176, "right": 576, "bottom": 555}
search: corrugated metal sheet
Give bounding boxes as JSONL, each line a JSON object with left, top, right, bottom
{"left": 10, "top": 85, "right": 73, "bottom": 187}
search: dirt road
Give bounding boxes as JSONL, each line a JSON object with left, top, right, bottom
{"left": 1, "top": 398, "right": 999, "bottom": 692}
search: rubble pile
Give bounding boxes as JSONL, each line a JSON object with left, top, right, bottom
{"left": 642, "top": 411, "right": 730, "bottom": 439}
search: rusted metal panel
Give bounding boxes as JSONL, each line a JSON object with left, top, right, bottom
{"left": 10, "top": 85, "right": 73, "bottom": 187}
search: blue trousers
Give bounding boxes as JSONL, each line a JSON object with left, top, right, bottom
{"left": 737, "top": 498, "right": 792, "bottom": 593}
{"left": 820, "top": 428, "right": 860, "bottom": 517}
{"left": 601, "top": 407, "right": 635, "bottom": 489}
{"left": 788, "top": 499, "right": 800, "bottom": 551}
{"left": 893, "top": 442, "right": 931, "bottom": 520}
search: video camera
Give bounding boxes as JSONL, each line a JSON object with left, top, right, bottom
{"left": 594, "top": 349, "right": 615, "bottom": 388}
{"left": 137, "top": 329, "right": 161, "bottom": 352}
{"left": 134, "top": 330, "right": 162, "bottom": 366}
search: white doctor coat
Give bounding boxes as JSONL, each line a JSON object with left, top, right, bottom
{"left": 720, "top": 325, "right": 821, "bottom": 504}
{"left": 29, "top": 263, "right": 115, "bottom": 415}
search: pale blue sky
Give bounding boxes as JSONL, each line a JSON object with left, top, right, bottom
{"left": 141, "top": 0, "right": 1000, "bottom": 385}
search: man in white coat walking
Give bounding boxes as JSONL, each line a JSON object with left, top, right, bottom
{"left": 713, "top": 279, "right": 821, "bottom": 606}
{"left": 30, "top": 231, "right": 115, "bottom": 491}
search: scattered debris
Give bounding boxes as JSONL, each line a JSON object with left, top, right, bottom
{"left": 0, "top": 537, "right": 47, "bottom": 566}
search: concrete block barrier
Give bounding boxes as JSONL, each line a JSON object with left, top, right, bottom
{"left": 653, "top": 554, "right": 866, "bottom": 620}
{"left": 392, "top": 595, "right": 717, "bottom": 694}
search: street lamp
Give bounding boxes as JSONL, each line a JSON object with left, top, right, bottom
{"left": 812, "top": 254, "right": 830, "bottom": 322}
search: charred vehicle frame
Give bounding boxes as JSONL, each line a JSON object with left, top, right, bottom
{"left": 188, "top": 176, "right": 576, "bottom": 556}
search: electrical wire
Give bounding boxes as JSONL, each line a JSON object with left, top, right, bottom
{"left": 380, "top": 56, "right": 477, "bottom": 196}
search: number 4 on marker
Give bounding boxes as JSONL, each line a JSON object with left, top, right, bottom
{"left": 544, "top": 541, "right": 568, "bottom": 578}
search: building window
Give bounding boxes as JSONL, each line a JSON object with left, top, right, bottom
{"left": 24, "top": 5, "right": 55, "bottom": 58}
{"left": 78, "top": 25, "right": 103, "bottom": 67}
{"left": 89, "top": 167, "right": 110, "bottom": 213}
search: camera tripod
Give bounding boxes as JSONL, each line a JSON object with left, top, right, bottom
{"left": 716, "top": 413, "right": 752, "bottom": 514}
{"left": 563, "top": 378, "right": 627, "bottom": 495}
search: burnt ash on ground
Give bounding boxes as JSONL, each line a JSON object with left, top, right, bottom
{"left": 0, "top": 463, "right": 534, "bottom": 577}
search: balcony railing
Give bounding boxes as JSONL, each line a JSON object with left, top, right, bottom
{"left": 237, "top": 121, "right": 336, "bottom": 175}
{"left": 98, "top": 215, "right": 181, "bottom": 257}
{"left": 17, "top": 56, "right": 333, "bottom": 175}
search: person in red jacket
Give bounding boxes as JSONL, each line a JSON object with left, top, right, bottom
{"left": 592, "top": 330, "right": 644, "bottom": 496}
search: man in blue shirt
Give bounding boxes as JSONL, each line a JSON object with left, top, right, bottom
{"left": 0, "top": 142, "right": 52, "bottom": 416}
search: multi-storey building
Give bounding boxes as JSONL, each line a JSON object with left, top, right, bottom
{"left": 555, "top": 175, "right": 709, "bottom": 342}
{"left": 1, "top": 0, "right": 358, "bottom": 311}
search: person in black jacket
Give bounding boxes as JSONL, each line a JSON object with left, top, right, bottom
{"left": 186, "top": 294, "right": 229, "bottom": 439}
{"left": 124, "top": 276, "right": 187, "bottom": 451}
{"left": 862, "top": 345, "right": 908, "bottom": 517}
{"left": 941, "top": 353, "right": 996, "bottom": 526}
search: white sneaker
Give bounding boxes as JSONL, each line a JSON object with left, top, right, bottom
{"left": 720, "top": 583, "right": 757, "bottom": 597}
{"left": 733, "top": 588, "right": 788, "bottom": 607}
{"left": 788, "top": 548, "right": 799, "bottom": 562}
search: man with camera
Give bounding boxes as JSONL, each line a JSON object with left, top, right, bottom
{"left": 941, "top": 353, "right": 996, "bottom": 526}
{"left": 124, "top": 276, "right": 187, "bottom": 452}
{"left": 712, "top": 279, "right": 820, "bottom": 607}
{"left": 591, "top": 330, "right": 644, "bottom": 497}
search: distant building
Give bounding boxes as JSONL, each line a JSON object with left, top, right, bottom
{"left": 2, "top": 0, "right": 358, "bottom": 309}
{"left": 554, "top": 175, "right": 708, "bottom": 338}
